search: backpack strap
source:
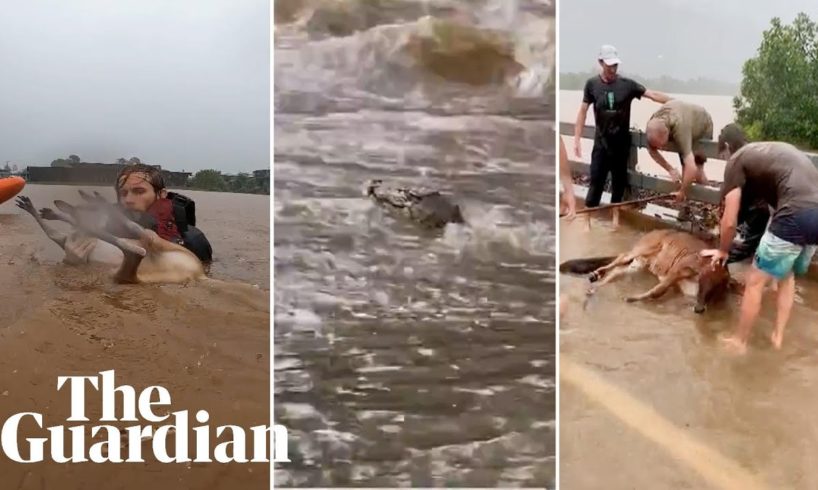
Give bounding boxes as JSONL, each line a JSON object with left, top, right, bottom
{"left": 167, "top": 192, "right": 196, "bottom": 232}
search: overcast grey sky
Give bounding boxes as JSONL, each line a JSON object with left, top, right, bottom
{"left": 0, "top": 0, "right": 269, "bottom": 173}
{"left": 560, "top": 0, "right": 815, "bottom": 82}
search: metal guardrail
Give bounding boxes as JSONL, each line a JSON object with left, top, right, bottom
{"left": 561, "top": 122, "right": 818, "bottom": 277}
{"left": 560, "top": 122, "right": 818, "bottom": 205}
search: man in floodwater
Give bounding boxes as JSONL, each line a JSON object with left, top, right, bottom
{"left": 115, "top": 164, "right": 213, "bottom": 266}
{"left": 718, "top": 124, "right": 771, "bottom": 265}
{"left": 702, "top": 128, "right": 818, "bottom": 354}
{"left": 574, "top": 45, "right": 671, "bottom": 228}
{"left": 645, "top": 100, "right": 714, "bottom": 202}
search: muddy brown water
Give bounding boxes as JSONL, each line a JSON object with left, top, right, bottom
{"left": 560, "top": 217, "right": 818, "bottom": 489}
{"left": 274, "top": 0, "right": 555, "bottom": 487}
{"left": 0, "top": 184, "right": 270, "bottom": 489}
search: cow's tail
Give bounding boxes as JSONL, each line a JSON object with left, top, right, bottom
{"left": 559, "top": 256, "right": 618, "bottom": 275}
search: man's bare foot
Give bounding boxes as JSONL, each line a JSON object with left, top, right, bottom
{"left": 769, "top": 330, "right": 784, "bottom": 350}
{"left": 719, "top": 335, "right": 748, "bottom": 355}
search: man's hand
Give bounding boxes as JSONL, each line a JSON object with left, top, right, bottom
{"left": 573, "top": 139, "right": 582, "bottom": 159}
{"left": 674, "top": 189, "right": 687, "bottom": 203}
{"left": 668, "top": 168, "right": 682, "bottom": 183}
{"left": 561, "top": 192, "right": 577, "bottom": 221}
{"left": 700, "top": 249, "right": 728, "bottom": 267}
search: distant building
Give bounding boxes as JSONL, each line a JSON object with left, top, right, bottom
{"left": 25, "top": 162, "right": 191, "bottom": 188}
{"left": 253, "top": 168, "right": 270, "bottom": 194}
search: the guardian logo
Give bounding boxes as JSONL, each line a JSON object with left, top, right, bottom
{"left": 0, "top": 370, "right": 289, "bottom": 464}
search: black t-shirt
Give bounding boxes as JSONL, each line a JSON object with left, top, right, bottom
{"left": 583, "top": 75, "right": 646, "bottom": 145}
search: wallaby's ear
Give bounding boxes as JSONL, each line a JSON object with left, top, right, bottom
{"left": 92, "top": 191, "right": 110, "bottom": 204}
{"left": 54, "top": 200, "right": 75, "bottom": 215}
{"left": 78, "top": 189, "right": 95, "bottom": 202}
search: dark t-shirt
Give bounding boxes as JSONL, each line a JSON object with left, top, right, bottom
{"left": 583, "top": 75, "right": 646, "bottom": 146}
{"left": 721, "top": 142, "right": 818, "bottom": 220}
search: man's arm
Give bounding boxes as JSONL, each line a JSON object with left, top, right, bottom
{"left": 648, "top": 147, "right": 681, "bottom": 182}
{"left": 643, "top": 89, "right": 672, "bottom": 104}
{"left": 573, "top": 102, "right": 589, "bottom": 158}
{"left": 719, "top": 188, "right": 742, "bottom": 253}
{"left": 679, "top": 152, "right": 698, "bottom": 194}
{"left": 559, "top": 137, "right": 576, "bottom": 218}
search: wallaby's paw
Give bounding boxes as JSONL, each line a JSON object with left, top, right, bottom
{"left": 624, "top": 296, "right": 638, "bottom": 303}
{"left": 585, "top": 286, "right": 596, "bottom": 296}
{"left": 39, "top": 208, "right": 61, "bottom": 220}
{"left": 15, "top": 196, "right": 35, "bottom": 215}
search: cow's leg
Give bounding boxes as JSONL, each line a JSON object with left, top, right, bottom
{"left": 589, "top": 241, "right": 660, "bottom": 282}
{"left": 587, "top": 265, "right": 632, "bottom": 295}
{"left": 589, "top": 253, "right": 633, "bottom": 282}
{"left": 624, "top": 274, "right": 680, "bottom": 303}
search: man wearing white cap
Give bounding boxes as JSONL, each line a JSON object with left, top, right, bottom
{"left": 573, "top": 45, "right": 671, "bottom": 225}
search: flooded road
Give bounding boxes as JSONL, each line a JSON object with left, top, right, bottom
{"left": 0, "top": 184, "right": 270, "bottom": 489}
{"left": 274, "top": 0, "right": 555, "bottom": 487}
{"left": 560, "top": 218, "right": 818, "bottom": 489}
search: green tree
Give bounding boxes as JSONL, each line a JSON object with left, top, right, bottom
{"left": 68, "top": 154, "right": 80, "bottom": 164}
{"left": 189, "top": 169, "right": 228, "bottom": 192}
{"left": 734, "top": 13, "right": 818, "bottom": 148}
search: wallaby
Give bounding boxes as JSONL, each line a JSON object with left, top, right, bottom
{"left": 16, "top": 191, "right": 206, "bottom": 284}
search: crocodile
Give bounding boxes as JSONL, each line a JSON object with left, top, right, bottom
{"left": 365, "top": 179, "right": 466, "bottom": 229}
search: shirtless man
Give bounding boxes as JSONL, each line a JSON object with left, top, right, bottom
{"left": 702, "top": 136, "right": 818, "bottom": 354}
{"left": 645, "top": 100, "right": 714, "bottom": 202}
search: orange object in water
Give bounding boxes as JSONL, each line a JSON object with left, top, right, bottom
{"left": 0, "top": 176, "right": 25, "bottom": 205}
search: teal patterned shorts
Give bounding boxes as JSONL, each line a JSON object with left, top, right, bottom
{"left": 754, "top": 230, "right": 817, "bottom": 279}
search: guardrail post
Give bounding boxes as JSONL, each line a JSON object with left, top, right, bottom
{"left": 624, "top": 128, "right": 641, "bottom": 201}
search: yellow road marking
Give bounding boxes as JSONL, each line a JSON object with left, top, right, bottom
{"left": 561, "top": 356, "right": 769, "bottom": 490}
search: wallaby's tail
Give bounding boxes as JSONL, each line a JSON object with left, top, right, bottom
{"left": 559, "top": 256, "right": 617, "bottom": 275}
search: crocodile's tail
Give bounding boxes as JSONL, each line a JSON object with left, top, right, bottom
{"left": 559, "top": 256, "right": 618, "bottom": 275}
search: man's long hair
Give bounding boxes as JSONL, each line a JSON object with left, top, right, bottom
{"left": 115, "top": 164, "right": 166, "bottom": 195}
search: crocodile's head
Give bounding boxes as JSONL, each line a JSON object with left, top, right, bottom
{"left": 364, "top": 179, "right": 383, "bottom": 197}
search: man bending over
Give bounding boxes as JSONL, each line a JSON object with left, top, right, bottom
{"left": 702, "top": 136, "right": 818, "bottom": 354}
{"left": 646, "top": 100, "right": 714, "bottom": 202}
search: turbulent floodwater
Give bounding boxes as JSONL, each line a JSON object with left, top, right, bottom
{"left": 274, "top": 1, "right": 556, "bottom": 487}
{"left": 0, "top": 184, "right": 270, "bottom": 489}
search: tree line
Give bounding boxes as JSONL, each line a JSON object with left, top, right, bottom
{"left": 563, "top": 13, "right": 818, "bottom": 152}
{"left": 560, "top": 72, "right": 738, "bottom": 96}
{"left": 47, "top": 155, "right": 269, "bottom": 195}
{"left": 734, "top": 12, "right": 818, "bottom": 151}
